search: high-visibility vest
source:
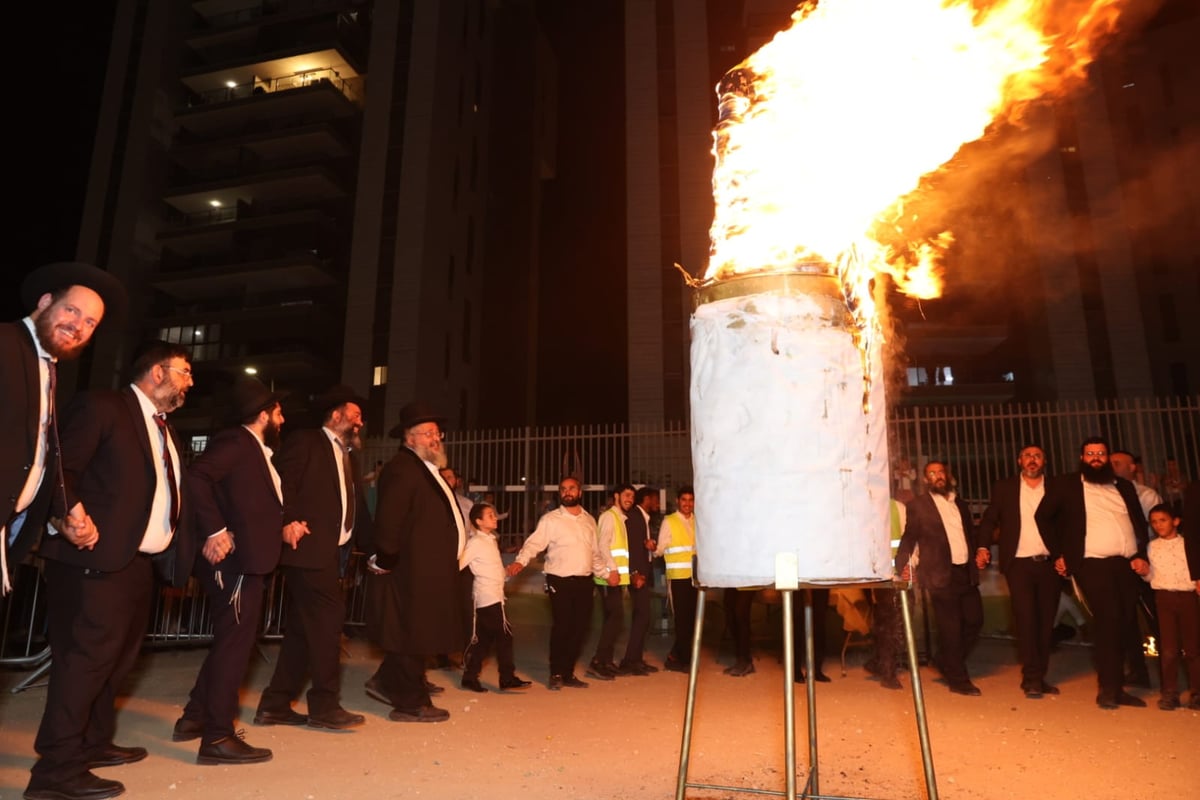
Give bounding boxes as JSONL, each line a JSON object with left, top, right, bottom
{"left": 889, "top": 499, "right": 903, "bottom": 559}
{"left": 662, "top": 512, "right": 695, "bottom": 580}
{"left": 595, "top": 507, "right": 630, "bottom": 586}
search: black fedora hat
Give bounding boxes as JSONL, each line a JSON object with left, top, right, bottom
{"left": 229, "top": 377, "right": 287, "bottom": 423}
{"left": 313, "top": 384, "right": 368, "bottom": 416}
{"left": 388, "top": 400, "right": 446, "bottom": 439}
{"left": 20, "top": 261, "right": 128, "bottom": 324}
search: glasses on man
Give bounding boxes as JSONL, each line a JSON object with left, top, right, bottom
{"left": 161, "top": 364, "right": 193, "bottom": 379}
{"left": 1083, "top": 450, "right": 1107, "bottom": 458}
{"left": 413, "top": 428, "right": 443, "bottom": 441}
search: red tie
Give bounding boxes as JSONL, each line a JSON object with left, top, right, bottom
{"left": 153, "top": 414, "right": 180, "bottom": 531}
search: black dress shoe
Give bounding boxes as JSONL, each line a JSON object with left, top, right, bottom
{"left": 389, "top": 704, "right": 450, "bottom": 723}
{"left": 663, "top": 656, "right": 689, "bottom": 673}
{"left": 1115, "top": 691, "right": 1147, "bottom": 707}
{"left": 307, "top": 708, "right": 365, "bottom": 730}
{"left": 633, "top": 660, "right": 659, "bottom": 673}
{"left": 197, "top": 734, "right": 272, "bottom": 765}
{"left": 723, "top": 661, "right": 756, "bottom": 677}
{"left": 499, "top": 676, "right": 532, "bottom": 690}
{"left": 615, "top": 661, "right": 650, "bottom": 676}
{"left": 948, "top": 681, "right": 982, "bottom": 696}
{"left": 424, "top": 680, "right": 446, "bottom": 695}
{"left": 561, "top": 674, "right": 589, "bottom": 688}
{"left": 548, "top": 674, "right": 565, "bottom": 691}
{"left": 1038, "top": 681, "right": 1060, "bottom": 696}
{"left": 461, "top": 677, "right": 487, "bottom": 693}
{"left": 253, "top": 708, "right": 308, "bottom": 726}
{"left": 86, "top": 744, "right": 148, "bottom": 769}
{"left": 879, "top": 675, "right": 903, "bottom": 690}
{"left": 586, "top": 660, "right": 617, "bottom": 681}
{"left": 24, "top": 771, "right": 124, "bottom": 800}
{"left": 172, "top": 717, "right": 203, "bottom": 742}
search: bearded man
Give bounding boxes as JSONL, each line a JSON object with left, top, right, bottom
{"left": 895, "top": 460, "right": 988, "bottom": 697}
{"left": 2, "top": 262, "right": 125, "bottom": 595}
{"left": 254, "top": 385, "right": 372, "bottom": 731}
{"left": 363, "top": 401, "right": 466, "bottom": 722}
{"left": 1036, "top": 436, "right": 1150, "bottom": 710}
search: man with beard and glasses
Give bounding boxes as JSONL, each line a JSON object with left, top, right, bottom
{"left": 895, "top": 460, "right": 988, "bottom": 696}
{"left": 172, "top": 377, "right": 287, "bottom": 764}
{"left": 976, "top": 444, "right": 1062, "bottom": 698}
{"left": 1036, "top": 436, "right": 1150, "bottom": 710}
{"left": 2, "top": 262, "right": 125, "bottom": 596}
{"left": 254, "top": 385, "right": 372, "bottom": 731}
{"left": 363, "top": 402, "right": 466, "bottom": 722}
{"left": 508, "top": 477, "right": 611, "bottom": 690}
{"left": 27, "top": 341, "right": 196, "bottom": 800}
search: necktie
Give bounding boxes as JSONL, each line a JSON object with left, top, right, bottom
{"left": 337, "top": 439, "right": 355, "bottom": 532}
{"left": 153, "top": 414, "right": 180, "bottom": 531}
{"left": 45, "top": 358, "right": 69, "bottom": 515}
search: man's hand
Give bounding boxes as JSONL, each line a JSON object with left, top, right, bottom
{"left": 366, "top": 554, "right": 390, "bottom": 575}
{"left": 606, "top": 569, "right": 620, "bottom": 586}
{"left": 898, "top": 564, "right": 911, "bottom": 582}
{"left": 59, "top": 503, "right": 99, "bottom": 550}
{"left": 203, "top": 531, "right": 235, "bottom": 565}
{"left": 1054, "top": 556, "right": 1068, "bottom": 577}
{"left": 1129, "top": 557, "right": 1149, "bottom": 577}
{"left": 975, "top": 547, "right": 990, "bottom": 570}
{"left": 644, "top": 538, "right": 656, "bottom": 554}
{"left": 282, "top": 520, "right": 311, "bottom": 550}
{"left": 506, "top": 562, "right": 524, "bottom": 578}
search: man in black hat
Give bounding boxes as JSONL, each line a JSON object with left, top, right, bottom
{"left": 27, "top": 340, "right": 196, "bottom": 800}
{"left": 254, "top": 384, "right": 371, "bottom": 731}
{"left": 172, "top": 377, "right": 287, "bottom": 765}
{"left": 363, "top": 401, "right": 466, "bottom": 722}
{"left": 2, "top": 262, "right": 125, "bottom": 595}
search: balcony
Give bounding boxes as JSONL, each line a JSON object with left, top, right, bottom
{"left": 153, "top": 251, "right": 339, "bottom": 301}
{"left": 176, "top": 69, "right": 362, "bottom": 138}
{"left": 157, "top": 206, "right": 337, "bottom": 257}
{"left": 185, "top": 3, "right": 369, "bottom": 72}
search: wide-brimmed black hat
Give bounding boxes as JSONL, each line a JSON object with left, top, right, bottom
{"left": 20, "top": 261, "right": 128, "bottom": 324}
{"left": 313, "top": 384, "right": 368, "bottom": 416}
{"left": 230, "top": 377, "right": 287, "bottom": 423}
{"left": 388, "top": 400, "right": 446, "bottom": 439}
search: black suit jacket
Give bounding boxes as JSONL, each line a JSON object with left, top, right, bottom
{"left": 1181, "top": 480, "right": 1200, "bottom": 581}
{"left": 0, "top": 321, "right": 57, "bottom": 564}
{"left": 895, "top": 492, "right": 979, "bottom": 590}
{"left": 366, "top": 447, "right": 464, "bottom": 654}
{"left": 274, "top": 428, "right": 371, "bottom": 570}
{"left": 977, "top": 475, "right": 1051, "bottom": 574}
{"left": 187, "top": 426, "right": 284, "bottom": 577}
{"left": 37, "top": 387, "right": 196, "bottom": 587}
{"left": 1035, "top": 473, "right": 1148, "bottom": 575}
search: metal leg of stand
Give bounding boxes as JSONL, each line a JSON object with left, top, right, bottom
{"left": 11, "top": 656, "right": 52, "bottom": 694}
{"left": 675, "top": 587, "right": 707, "bottom": 800}
{"left": 782, "top": 590, "right": 797, "bottom": 800}
{"left": 900, "top": 586, "right": 939, "bottom": 800}
{"left": 803, "top": 590, "right": 818, "bottom": 799}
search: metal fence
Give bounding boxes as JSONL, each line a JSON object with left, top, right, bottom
{"left": 361, "top": 395, "right": 1199, "bottom": 545}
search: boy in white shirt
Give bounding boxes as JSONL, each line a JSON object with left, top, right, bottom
{"left": 460, "top": 503, "right": 532, "bottom": 692}
{"left": 1143, "top": 504, "right": 1200, "bottom": 710}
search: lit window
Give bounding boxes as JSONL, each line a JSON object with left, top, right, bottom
{"left": 373, "top": 366, "right": 388, "bottom": 386}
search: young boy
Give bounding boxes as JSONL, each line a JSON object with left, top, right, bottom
{"left": 459, "top": 503, "right": 532, "bottom": 693}
{"left": 1144, "top": 504, "right": 1200, "bottom": 710}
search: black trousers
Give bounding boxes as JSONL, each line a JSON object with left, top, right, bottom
{"left": 182, "top": 571, "right": 267, "bottom": 742}
{"left": 668, "top": 578, "right": 698, "bottom": 664}
{"left": 369, "top": 653, "right": 430, "bottom": 710}
{"left": 621, "top": 583, "right": 652, "bottom": 665}
{"left": 464, "top": 602, "right": 517, "bottom": 681}
{"left": 258, "top": 561, "right": 345, "bottom": 716}
{"left": 1074, "top": 556, "right": 1141, "bottom": 696}
{"left": 1125, "top": 577, "right": 1159, "bottom": 677}
{"left": 791, "top": 588, "right": 829, "bottom": 672}
{"left": 927, "top": 565, "right": 984, "bottom": 685}
{"left": 724, "top": 588, "right": 755, "bottom": 664}
{"left": 593, "top": 585, "right": 624, "bottom": 663}
{"left": 869, "top": 587, "right": 904, "bottom": 675}
{"left": 31, "top": 555, "right": 156, "bottom": 786}
{"left": 546, "top": 574, "right": 594, "bottom": 677}
{"left": 1004, "top": 556, "right": 1061, "bottom": 685}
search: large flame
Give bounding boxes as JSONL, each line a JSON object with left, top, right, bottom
{"left": 704, "top": 0, "right": 1135, "bottom": 314}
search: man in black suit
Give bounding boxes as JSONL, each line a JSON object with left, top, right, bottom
{"left": 254, "top": 385, "right": 371, "bottom": 731}
{"left": 617, "top": 486, "right": 660, "bottom": 675}
{"left": 172, "top": 378, "right": 287, "bottom": 764}
{"left": 363, "top": 401, "right": 466, "bottom": 722}
{"left": 976, "top": 444, "right": 1061, "bottom": 698}
{"left": 1036, "top": 436, "right": 1151, "bottom": 710}
{"left": 895, "top": 460, "right": 987, "bottom": 696}
{"left": 2, "top": 262, "right": 124, "bottom": 596}
{"left": 26, "top": 341, "right": 197, "bottom": 800}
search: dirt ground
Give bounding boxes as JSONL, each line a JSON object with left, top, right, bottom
{"left": 0, "top": 593, "right": 1195, "bottom": 800}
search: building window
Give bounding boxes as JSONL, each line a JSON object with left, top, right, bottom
{"left": 373, "top": 365, "right": 388, "bottom": 386}
{"left": 159, "top": 323, "right": 221, "bottom": 361}
{"left": 906, "top": 367, "right": 928, "bottom": 387}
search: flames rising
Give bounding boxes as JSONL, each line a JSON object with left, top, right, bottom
{"left": 704, "top": 0, "right": 1137, "bottom": 325}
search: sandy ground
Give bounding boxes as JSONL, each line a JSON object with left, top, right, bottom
{"left": 0, "top": 593, "right": 1196, "bottom": 800}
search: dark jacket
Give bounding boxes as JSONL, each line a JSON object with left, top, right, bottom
{"left": 0, "top": 321, "right": 56, "bottom": 565}
{"left": 1178, "top": 480, "right": 1200, "bottom": 581}
{"left": 895, "top": 492, "right": 979, "bottom": 590}
{"left": 977, "top": 474, "right": 1051, "bottom": 574}
{"left": 274, "top": 428, "right": 371, "bottom": 570}
{"left": 1035, "top": 473, "right": 1148, "bottom": 574}
{"left": 187, "top": 426, "right": 284, "bottom": 577}
{"left": 366, "top": 447, "right": 465, "bottom": 654}
{"left": 37, "top": 387, "right": 196, "bottom": 587}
